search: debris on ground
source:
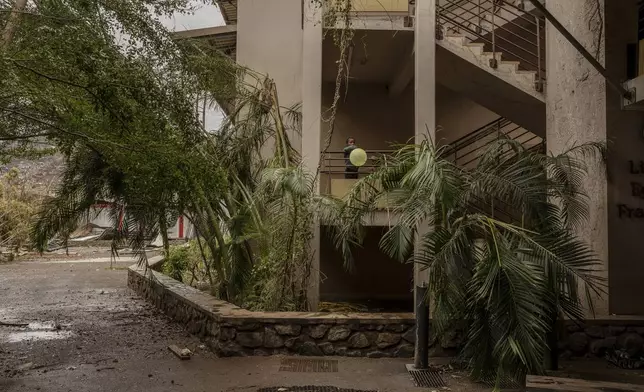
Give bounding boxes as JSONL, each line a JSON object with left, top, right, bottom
{"left": 168, "top": 344, "right": 192, "bottom": 360}
{"left": 16, "top": 362, "right": 33, "bottom": 371}
{"left": 606, "top": 349, "right": 644, "bottom": 369}
{"left": 0, "top": 321, "right": 29, "bottom": 327}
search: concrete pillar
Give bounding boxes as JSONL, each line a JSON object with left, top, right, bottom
{"left": 414, "top": 0, "right": 436, "bottom": 298}
{"left": 545, "top": 0, "right": 608, "bottom": 317}
{"left": 302, "top": 0, "right": 323, "bottom": 311}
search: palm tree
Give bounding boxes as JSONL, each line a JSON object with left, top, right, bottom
{"left": 327, "top": 135, "right": 605, "bottom": 387}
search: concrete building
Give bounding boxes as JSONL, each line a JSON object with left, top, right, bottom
{"left": 188, "top": 0, "right": 644, "bottom": 317}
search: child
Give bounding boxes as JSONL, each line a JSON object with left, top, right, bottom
{"left": 343, "top": 137, "right": 359, "bottom": 179}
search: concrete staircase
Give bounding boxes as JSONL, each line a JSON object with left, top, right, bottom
{"left": 439, "top": 33, "right": 542, "bottom": 101}
{"left": 434, "top": 0, "right": 546, "bottom": 137}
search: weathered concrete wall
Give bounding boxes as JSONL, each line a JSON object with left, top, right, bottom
{"left": 605, "top": 0, "right": 644, "bottom": 315}
{"left": 320, "top": 82, "right": 508, "bottom": 151}
{"left": 545, "top": 0, "right": 608, "bottom": 316}
{"left": 237, "top": 0, "right": 303, "bottom": 151}
{"left": 320, "top": 82, "right": 414, "bottom": 151}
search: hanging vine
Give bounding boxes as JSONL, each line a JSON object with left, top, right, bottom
{"left": 310, "top": 0, "right": 355, "bottom": 178}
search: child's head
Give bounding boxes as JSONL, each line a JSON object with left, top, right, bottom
{"left": 346, "top": 137, "right": 355, "bottom": 146}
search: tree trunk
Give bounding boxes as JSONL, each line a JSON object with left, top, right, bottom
{"left": 1, "top": 0, "right": 28, "bottom": 49}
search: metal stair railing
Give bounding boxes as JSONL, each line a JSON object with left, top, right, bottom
{"left": 445, "top": 117, "right": 545, "bottom": 223}
{"left": 436, "top": 0, "right": 546, "bottom": 92}
{"left": 445, "top": 116, "right": 544, "bottom": 169}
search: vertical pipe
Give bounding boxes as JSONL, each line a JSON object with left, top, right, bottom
{"left": 414, "top": 284, "right": 430, "bottom": 369}
{"left": 477, "top": 0, "right": 481, "bottom": 33}
{"left": 536, "top": 17, "right": 542, "bottom": 91}
{"left": 490, "top": 6, "right": 497, "bottom": 68}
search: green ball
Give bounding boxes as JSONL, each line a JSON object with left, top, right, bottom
{"left": 349, "top": 148, "right": 367, "bottom": 167}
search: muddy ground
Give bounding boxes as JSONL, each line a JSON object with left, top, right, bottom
{"left": 0, "top": 258, "right": 457, "bottom": 392}
{"left": 2, "top": 257, "right": 644, "bottom": 392}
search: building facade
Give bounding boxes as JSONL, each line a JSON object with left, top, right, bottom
{"left": 196, "top": 0, "right": 644, "bottom": 317}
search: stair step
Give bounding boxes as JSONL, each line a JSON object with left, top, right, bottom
{"left": 482, "top": 51, "right": 503, "bottom": 60}
{"left": 499, "top": 60, "right": 520, "bottom": 71}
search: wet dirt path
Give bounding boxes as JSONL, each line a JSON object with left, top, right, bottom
{"left": 0, "top": 260, "right": 213, "bottom": 391}
{"left": 0, "top": 260, "right": 432, "bottom": 392}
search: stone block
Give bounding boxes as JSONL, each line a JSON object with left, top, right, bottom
{"left": 366, "top": 351, "right": 390, "bottom": 358}
{"left": 567, "top": 323, "right": 583, "bottom": 333}
{"left": 275, "top": 324, "right": 302, "bottom": 336}
{"left": 348, "top": 333, "right": 370, "bottom": 349}
{"left": 218, "top": 342, "right": 245, "bottom": 357}
{"left": 263, "top": 327, "right": 284, "bottom": 349}
{"left": 319, "top": 342, "right": 335, "bottom": 355}
{"left": 220, "top": 328, "right": 236, "bottom": 342}
{"left": 402, "top": 327, "right": 416, "bottom": 344}
{"left": 394, "top": 344, "right": 414, "bottom": 358}
{"left": 327, "top": 326, "right": 351, "bottom": 342}
{"left": 626, "top": 326, "right": 644, "bottom": 335}
{"left": 285, "top": 335, "right": 308, "bottom": 349}
{"left": 334, "top": 346, "right": 348, "bottom": 356}
{"left": 609, "top": 326, "right": 627, "bottom": 335}
{"left": 376, "top": 333, "right": 401, "bottom": 349}
{"left": 297, "top": 341, "right": 323, "bottom": 356}
{"left": 568, "top": 332, "right": 588, "bottom": 354}
{"left": 585, "top": 325, "right": 604, "bottom": 338}
{"left": 308, "top": 324, "right": 330, "bottom": 339}
{"left": 237, "top": 323, "right": 261, "bottom": 331}
{"left": 617, "top": 333, "right": 644, "bottom": 357}
{"left": 385, "top": 324, "right": 406, "bottom": 333}
{"left": 236, "top": 332, "right": 264, "bottom": 348}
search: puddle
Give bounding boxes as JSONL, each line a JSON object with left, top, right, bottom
{"left": 5, "top": 330, "right": 75, "bottom": 343}
{"left": 1, "top": 320, "right": 75, "bottom": 343}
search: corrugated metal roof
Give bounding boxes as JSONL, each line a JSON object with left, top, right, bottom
{"left": 215, "top": 0, "right": 238, "bottom": 24}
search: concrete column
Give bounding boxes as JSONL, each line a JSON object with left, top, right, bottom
{"left": 414, "top": 0, "right": 436, "bottom": 298}
{"left": 545, "top": 0, "right": 608, "bottom": 317}
{"left": 302, "top": 0, "right": 323, "bottom": 311}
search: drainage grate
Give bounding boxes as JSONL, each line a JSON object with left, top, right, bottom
{"left": 479, "top": 377, "right": 523, "bottom": 390}
{"left": 279, "top": 359, "right": 339, "bottom": 373}
{"left": 259, "top": 387, "right": 376, "bottom": 392}
{"left": 406, "top": 366, "right": 446, "bottom": 388}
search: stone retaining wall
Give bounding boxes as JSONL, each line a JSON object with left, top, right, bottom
{"left": 129, "top": 258, "right": 644, "bottom": 359}
{"left": 128, "top": 260, "right": 417, "bottom": 358}
{"left": 561, "top": 320, "right": 644, "bottom": 359}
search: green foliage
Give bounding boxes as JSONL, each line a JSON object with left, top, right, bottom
{"left": 328, "top": 137, "right": 606, "bottom": 386}
{"left": 0, "top": 0, "right": 333, "bottom": 311}
{"left": 163, "top": 244, "right": 189, "bottom": 282}
{"left": 0, "top": 168, "right": 41, "bottom": 257}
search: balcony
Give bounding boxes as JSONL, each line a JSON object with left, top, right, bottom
{"left": 321, "top": 150, "right": 397, "bottom": 212}
{"left": 349, "top": 0, "right": 408, "bottom": 13}
{"left": 324, "top": 0, "right": 411, "bottom": 30}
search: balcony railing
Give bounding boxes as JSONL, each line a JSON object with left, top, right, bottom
{"left": 325, "top": 0, "right": 409, "bottom": 14}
